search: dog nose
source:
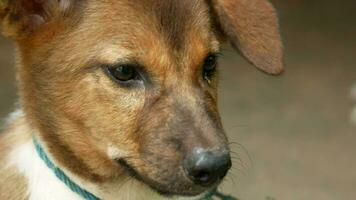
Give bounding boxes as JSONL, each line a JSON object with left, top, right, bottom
{"left": 183, "top": 149, "right": 231, "bottom": 186}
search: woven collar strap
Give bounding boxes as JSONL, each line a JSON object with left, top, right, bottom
{"left": 33, "top": 138, "right": 237, "bottom": 200}
{"left": 33, "top": 138, "right": 100, "bottom": 200}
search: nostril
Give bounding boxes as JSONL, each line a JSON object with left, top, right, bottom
{"left": 192, "top": 169, "right": 211, "bottom": 184}
{"left": 186, "top": 166, "right": 215, "bottom": 186}
{"left": 183, "top": 149, "right": 231, "bottom": 186}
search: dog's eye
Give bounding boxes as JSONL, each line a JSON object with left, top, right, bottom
{"left": 202, "top": 54, "right": 218, "bottom": 83}
{"left": 106, "top": 64, "right": 139, "bottom": 83}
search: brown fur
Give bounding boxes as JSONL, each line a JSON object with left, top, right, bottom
{"left": 210, "top": 0, "right": 284, "bottom": 74}
{"left": 0, "top": 0, "right": 284, "bottom": 198}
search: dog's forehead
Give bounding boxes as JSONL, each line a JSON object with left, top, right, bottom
{"left": 141, "top": 0, "right": 205, "bottom": 50}
{"left": 86, "top": 0, "right": 213, "bottom": 51}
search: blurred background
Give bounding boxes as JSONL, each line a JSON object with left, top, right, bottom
{"left": 0, "top": 0, "right": 355, "bottom": 199}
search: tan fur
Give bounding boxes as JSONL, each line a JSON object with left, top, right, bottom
{"left": 0, "top": 0, "right": 283, "bottom": 199}
{"left": 0, "top": 167, "right": 28, "bottom": 200}
{"left": 0, "top": 115, "right": 30, "bottom": 200}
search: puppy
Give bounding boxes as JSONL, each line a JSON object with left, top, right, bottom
{"left": 0, "top": 0, "right": 283, "bottom": 200}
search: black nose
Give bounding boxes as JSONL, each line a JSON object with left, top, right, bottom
{"left": 183, "top": 149, "right": 232, "bottom": 186}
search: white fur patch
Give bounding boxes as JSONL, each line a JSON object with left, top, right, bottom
{"left": 4, "top": 109, "right": 24, "bottom": 126}
{"left": 9, "top": 141, "right": 83, "bottom": 200}
{"left": 107, "top": 145, "right": 130, "bottom": 159}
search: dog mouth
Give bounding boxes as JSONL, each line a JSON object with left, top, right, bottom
{"left": 115, "top": 159, "right": 208, "bottom": 197}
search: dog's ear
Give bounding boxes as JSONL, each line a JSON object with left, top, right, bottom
{"left": 209, "top": 0, "right": 284, "bottom": 75}
{"left": 0, "top": 0, "right": 73, "bottom": 38}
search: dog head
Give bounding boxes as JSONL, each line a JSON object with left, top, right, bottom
{"left": 1, "top": 0, "right": 283, "bottom": 197}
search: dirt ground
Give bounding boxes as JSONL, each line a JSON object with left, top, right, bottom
{"left": 0, "top": 1, "right": 355, "bottom": 200}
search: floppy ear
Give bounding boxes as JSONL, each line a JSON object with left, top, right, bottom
{"left": 0, "top": 0, "right": 73, "bottom": 38}
{"left": 209, "top": 0, "right": 284, "bottom": 75}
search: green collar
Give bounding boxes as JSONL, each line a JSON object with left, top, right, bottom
{"left": 33, "top": 138, "right": 237, "bottom": 200}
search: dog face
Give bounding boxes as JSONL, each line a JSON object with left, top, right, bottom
{"left": 1, "top": 0, "right": 283, "bottom": 197}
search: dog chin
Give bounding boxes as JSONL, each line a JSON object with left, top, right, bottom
{"left": 115, "top": 159, "right": 210, "bottom": 198}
